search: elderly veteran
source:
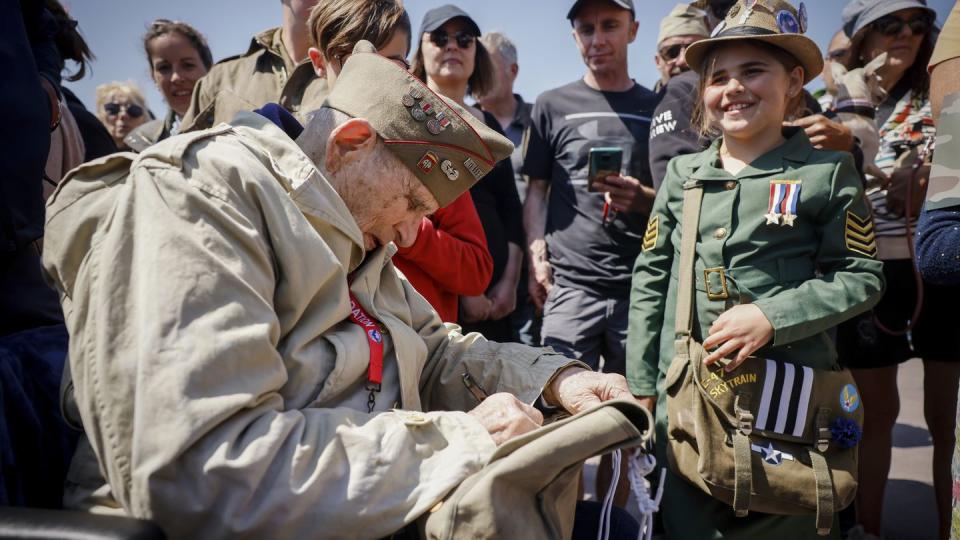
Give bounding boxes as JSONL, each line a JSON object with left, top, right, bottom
{"left": 41, "top": 41, "right": 633, "bottom": 538}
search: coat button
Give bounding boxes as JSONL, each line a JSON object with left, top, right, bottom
{"left": 714, "top": 227, "right": 727, "bottom": 239}
{"left": 724, "top": 181, "right": 737, "bottom": 190}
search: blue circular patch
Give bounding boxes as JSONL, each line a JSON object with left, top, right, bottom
{"left": 840, "top": 384, "right": 860, "bottom": 413}
{"left": 798, "top": 2, "right": 808, "bottom": 34}
{"left": 777, "top": 10, "right": 800, "bottom": 34}
{"left": 368, "top": 329, "right": 383, "bottom": 344}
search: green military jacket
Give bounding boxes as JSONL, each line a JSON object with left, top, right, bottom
{"left": 179, "top": 27, "right": 328, "bottom": 132}
{"left": 627, "top": 128, "right": 885, "bottom": 398}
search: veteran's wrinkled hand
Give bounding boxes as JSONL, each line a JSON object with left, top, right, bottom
{"left": 544, "top": 368, "right": 633, "bottom": 415}
{"left": 468, "top": 393, "right": 544, "bottom": 445}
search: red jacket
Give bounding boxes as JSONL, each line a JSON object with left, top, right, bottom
{"left": 393, "top": 192, "right": 493, "bottom": 322}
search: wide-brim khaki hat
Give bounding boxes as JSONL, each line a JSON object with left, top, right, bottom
{"left": 685, "top": 0, "right": 824, "bottom": 84}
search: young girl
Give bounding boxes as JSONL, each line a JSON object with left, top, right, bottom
{"left": 626, "top": 0, "right": 884, "bottom": 537}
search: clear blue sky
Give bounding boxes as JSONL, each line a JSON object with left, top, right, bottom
{"left": 64, "top": 0, "right": 954, "bottom": 118}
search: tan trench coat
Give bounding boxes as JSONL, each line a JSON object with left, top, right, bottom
{"left": 42, "top": 112, "right": 577, "bottom": 539}
{"left": 179, "top": 27, "right": 329, "bottom": 132}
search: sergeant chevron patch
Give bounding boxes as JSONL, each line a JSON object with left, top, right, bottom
{"left": 844, "top": 211, "right": 877, "bottom": 258}
{"left": 642, "top": 216, "right": 659, "bottom": 252}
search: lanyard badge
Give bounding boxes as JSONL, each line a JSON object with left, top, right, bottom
{"left": 347, "top": 291, "right": 385, "bottom": 412}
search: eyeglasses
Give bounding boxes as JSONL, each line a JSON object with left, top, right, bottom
{"left": 826, "top": 48, "right": 849, "bottom": 61}
{"left": 429, "top": 30, "right": 476, "bottom": 49}
{"left": 659, "top": 43, "right": 689, "bottom": 62}
{"left": 870, "top": 13, "right": 934, "bottom": 37}
{"left": 104, "top": 102, "right": 144, "bottom": 118}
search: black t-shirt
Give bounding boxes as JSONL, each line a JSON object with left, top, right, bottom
{"left": 470, "top": 111, "right": 524, "bottom": 288}
{"left": 522, "top": 78, "right": 659, "bottom": 296}
{"left": 648, "top": 70, "right": 709, "bottom": 190}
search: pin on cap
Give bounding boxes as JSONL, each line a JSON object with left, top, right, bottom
{"left": 798, "top": 2, "right": 808, "bottom": 33}
{"left": 426, "top": 118, "right": 441, "bottom": 135}
{"left": 421, "top": 102, "right": 434, "bottom": 116}
{"left": 440, "top": 159, "right": 460, "bottom": 181}
{"left": 463, "top": 157, "right": 483, "bottom": 180}
{"left": 776, "top": 10, "right": 799, "bottom": 33}
{"left": 711, "top": 19, "right": 727, "bottom": 37}
{"left": 438, "top": 116, "right": 451, "bottom": 131}
{"left": 409, "top": 88, "right": 424, "bottom": 100}
{"left": 402, "top": 93, "right": 416, "bottom": 107}
{"left": 418, "top": 151, "right": 439, "bottom": 173}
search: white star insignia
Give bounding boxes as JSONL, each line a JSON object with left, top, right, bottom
{"left": 764, "top": 212, "right": 781, "bottom": 225}
{"left": 782, "top": 214, "right": 797, "bottom": 227}
{"left": 761, "top": 443, "right": 782, "bottom": 465}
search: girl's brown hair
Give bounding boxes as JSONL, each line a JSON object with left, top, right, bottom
{"left": 308, "top": 0, "right": 411, "bottom": 63}
{"left": 691, "top": 40, "right": 803, "bottom": 139}
{"left": 143, "top": 19, "right": 214, "bottom": 73}
{"left": 410, "top": 22, "right": 495, "bottom": 97}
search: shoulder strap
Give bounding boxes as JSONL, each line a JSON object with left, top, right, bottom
{"left": 674, "top": 181, "right": 704, "bottom": 338}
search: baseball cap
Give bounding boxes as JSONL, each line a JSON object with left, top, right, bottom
{"left": 323, "top": 41, "right": 513, "bottom": 208}
{"left": 419, "top": 4, "right": 481, "bottom": 36}
{"left": 842, "top": 0, "right": 936, "bottom": 39}
{"left": 567, "top": 0, "right": 636, "bottom": 21}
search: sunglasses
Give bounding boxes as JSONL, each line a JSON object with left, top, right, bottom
{"left": 429, "top": 30, "right": 476, "bottom": 49}
{"left": 104, "top": 102, "right": 144, "bottom": 118}
{"left": 659, "top": 43, "right": 689, "bottom": 62}
{"left": 870, "top": 13, "right": 933, "bottom": 37}
{"left": 826, "top": 48, "right": 849, "bottom": 61}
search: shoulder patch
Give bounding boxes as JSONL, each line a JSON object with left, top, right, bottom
{"left": 642, "top": 215, "right": 660, "bottom": 252}
{"left": 845, "top": 211, "right": 877, "bottom": 258}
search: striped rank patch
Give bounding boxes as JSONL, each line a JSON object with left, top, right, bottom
{"left": 845, "top": 211, "right": 877, "bottom": 258}
{"left": 755, "top": 360, "right": 814, "bottom": 437}
{"left": 642, "top": 216, "right": 659, "bottom": 252}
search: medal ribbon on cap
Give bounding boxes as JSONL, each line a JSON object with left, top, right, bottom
{"left": 346, "top": 288, "right": 385, "bottom": 412}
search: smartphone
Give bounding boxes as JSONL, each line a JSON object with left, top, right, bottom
{"left": 588, "top": 147, "right": 623, "bottom": 192}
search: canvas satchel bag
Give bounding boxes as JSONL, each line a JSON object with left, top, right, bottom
{"left": 664, "top": 181, "right": 865, "bottom": 536}
{"left": 417, "top": 399, "right": 653, "bottom": 540}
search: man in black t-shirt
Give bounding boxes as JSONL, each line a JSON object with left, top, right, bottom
{"left": 522, "top": 0, "right": 658, "bottom": 509}
{"left": 522, "top": 0, "right": 657, "bottom": 382}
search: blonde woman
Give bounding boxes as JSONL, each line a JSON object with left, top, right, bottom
{"left": 95, "top": 81, "right": 149, "bottom": 150}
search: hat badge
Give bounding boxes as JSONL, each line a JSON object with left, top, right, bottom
{"left": 797, "top": 2, "right": 808, "bottom": 34}
{"left": 776, "top": 9, "right": 800, "bottom": 34}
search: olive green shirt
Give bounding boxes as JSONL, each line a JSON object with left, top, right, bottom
{"left": 627, "top": 128, "right": 884, "bottom": 397}
{"left": 179, "top": 27, "right": 328, "bottom": 132}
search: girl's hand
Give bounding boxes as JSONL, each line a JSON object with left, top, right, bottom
{"left": 701, "top": 304, "right": 774, "bottom": 371}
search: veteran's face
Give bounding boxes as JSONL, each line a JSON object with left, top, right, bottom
{"left": 320, "top": 117, "right": 440, "bottom": 251}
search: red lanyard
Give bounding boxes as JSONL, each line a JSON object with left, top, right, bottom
{"left": 347, "top": 291, "right": 384, "bottom": 411}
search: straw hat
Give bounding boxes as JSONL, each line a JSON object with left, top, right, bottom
{"left": 684, "top": 0, "right": 823, "bottom": 83}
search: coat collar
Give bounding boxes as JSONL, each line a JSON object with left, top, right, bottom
{"left": 690, "top": 127, "right": 814, "bottom": 181}
{"left": 228, "top": 111, "right": 367, "bottom": 271}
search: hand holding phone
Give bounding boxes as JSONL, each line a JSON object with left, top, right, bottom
{"left": 588, "top": 147, "right": 623, "bottom": 193}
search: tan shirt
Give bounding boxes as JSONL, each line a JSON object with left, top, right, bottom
{"left": 43, "top": 112, "right": 577, "bottom": 538}
{"left": 179, "top": 27, "right": 329, "bottom": 132}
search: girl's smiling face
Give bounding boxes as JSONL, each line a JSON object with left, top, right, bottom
{"left": 702, "top": 42, "right": 805, "bottom": 142}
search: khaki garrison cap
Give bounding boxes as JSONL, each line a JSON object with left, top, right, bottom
{"left": 322, "top": 40, "right": 514, "bottom": 208}
{"left": 658, "top": 4, "right": 710, "bottom": 45}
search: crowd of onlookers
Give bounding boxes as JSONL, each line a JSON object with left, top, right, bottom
{"left": 5, "top": 0, "right": 960, "bottom": 538}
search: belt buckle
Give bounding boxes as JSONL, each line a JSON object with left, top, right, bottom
{"left": 704, "top": 267, "right": 729, "bottom": 300}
